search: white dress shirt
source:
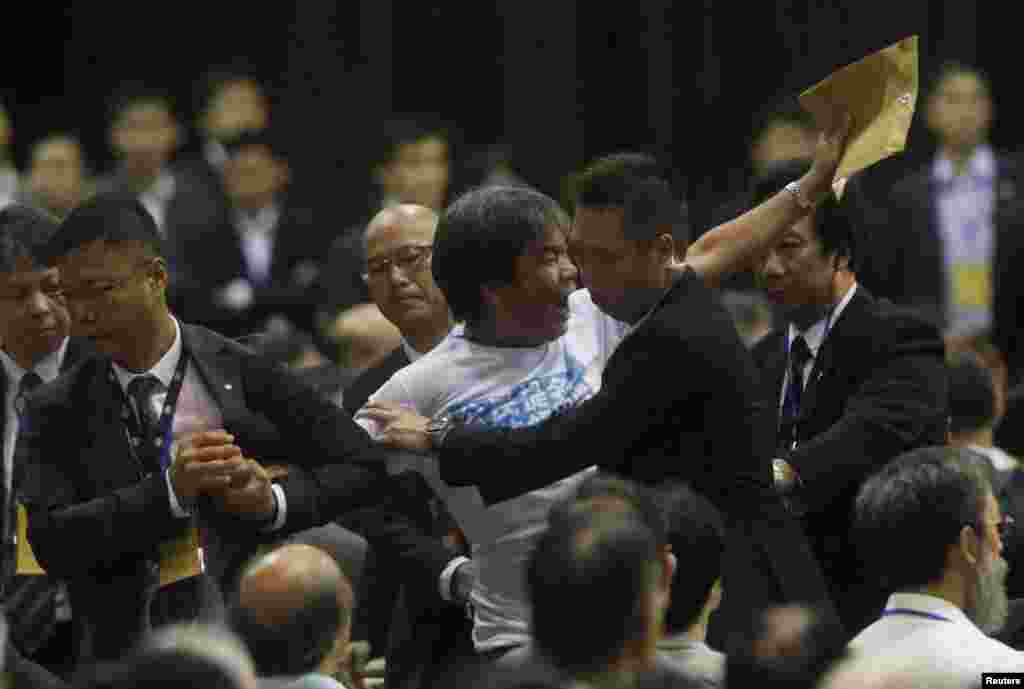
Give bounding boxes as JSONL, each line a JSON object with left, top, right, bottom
{"left": 235, "top": 205, "right": 279, "bottom": 287}
{"left": 138, "top": 171, "right": 177, "bottom": 235}
{"left": 847, "top": 592, "right": 1024, "bottom": 679}
{"left": 1, "top": 339, "right": 67, "bottom": 512}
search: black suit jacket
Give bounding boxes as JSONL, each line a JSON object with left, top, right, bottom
{"left": 174, "top": 203, "right": 330, "bottom": 336}
{"left": 860, "top": 153, "right": 1024, "bottom": 342}
{"left": 751, "top": 287, "right": 948, "bottom": 631}
{"left": 434, "top": 270, "right": 833, "bottom": 645}
{"left": 17, "top": 323, "right": 389, "bottom": 662}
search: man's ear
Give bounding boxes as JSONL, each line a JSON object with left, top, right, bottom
{"left": 959, "top": 524, "right": 981, "bottom": 567}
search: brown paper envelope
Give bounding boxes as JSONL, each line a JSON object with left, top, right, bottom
{"left": 800, "top": 35, "right": 919, "bottom": 197}
{"left": 15, "top": 504, "right": 45, "bottom": 576}
{"left": 158, "top": 524, "right": 204, "bottom": 587}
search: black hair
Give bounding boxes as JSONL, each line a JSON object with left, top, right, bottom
{"left": 571, "top": 472, "right": 667, "bottom": 547}
{"left": 229, "top": 583, "right": 343, "bottom": 677}
{"left": 432, "top": 185, "right": 568, "bottom": 325}
{"left": 750, "top": 99, "right": 816, "bottom": 146}
{"left": 0, "top": 204, "right": 61, "bottom": 273}
{"left": 528, "top": 508, "right": 660, "bottom": 676}
{"left": 573, "top": 152, "right": 686, "bottom": 248}
{"left": 106, "top": 83, "right": 177, "bottom": 128}
{"left": 926, "top": 60, "right": 992, "bottom": 101}
{"left": 43, "top": 194, "right": 164, "bottom": 264}
{"left": 752, "top": 158, "right": 860, "bottom": 271}
{"left": 656, "top": 481, "right": 726, "bottom": 633}
{"left": 77, "top": 649, "right": 245, "bottom": 689}
{"left": 854, "top": 446, "right": 993, "bottom": 592}
{"left": 193, "top": 65, "right": 263, "bottom": 119}
{"left": 948, "top": 352, "right": 998, "bottom": 434}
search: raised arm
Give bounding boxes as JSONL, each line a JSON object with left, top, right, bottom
{"left": 684, "top": 116, "right": 849, "bottom": 286}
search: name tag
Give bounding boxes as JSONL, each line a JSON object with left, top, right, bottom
{"left": 15, "top": 504, "right": 45, "bottom": 576}
{"left": 952, "top": 263, "right": 992, "bottom": 308}
{"left": 158, "top": 525, "right": 204, "bottom": 588}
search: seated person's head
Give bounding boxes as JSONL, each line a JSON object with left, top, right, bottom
{"left": 26, "top": 133, "right": 88, "bottom": 218}
{"left": 196, "top": 69, "right": 270, "bottom": 144}
{"left": 108, "top": 86, "right": 181, "bottom": 182}
{"left": 570, "top": 153, "right": 685, "bottom": 324}
{"left": 656, "top": 481, "right": 725, "bottom": 641}
{"left": 0, "top": 204, "right": 68, "bottom": 367}
{"left": 530, "top": 483, "right": 670, "bottom": 681}
{"left": 324, "top": 302, "right": 402, "bottom": 371}
{"left": 855, "top": 446, "right": 1010, "bottom": 633}
{"left": 230, "top": 543, "right": 355, "bottom": 679}
{"left": 362, "top": 204, "right": 449, "bottom": 346}
{"left": 947, "top": 352, "right": 999, "bottom": 445}
{"left": 748, "top": 101, "right": 817, "bottom": 176}
{"left": 0, "top": 103, "right": 11, "bottom": 162}
{"left": 719, "top": 289, "right": 774, "bottom": 347}
{"left": 374, "top": 118, "right": 450, "bottom": 210}
{"left": 222, "top": 129, "right": 290, "bottom": 214}
{"left": 432, "top": 185, "right": 576, "bottom": 346}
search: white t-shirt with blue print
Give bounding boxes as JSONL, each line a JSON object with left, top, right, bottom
{"left": 354, "top": 288, "right": 630, "bottom": 651}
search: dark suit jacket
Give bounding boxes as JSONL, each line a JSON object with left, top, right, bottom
{"left": 173, "top": 203, "right": 330, "bottom": 337}
{"left": 751, "top": 287, "right": 948, "bottom": 632}
{"left": 342, "top": 347, "right": 474, "bottom": 689}
{"left": 860, "top": 153, "right": 1024, "bottom": 349}
{"left": 434, "top": 270, "right": 833, "bottom": 648}
{"left": 17, "top": 323, "right": 389, "bottom": 662}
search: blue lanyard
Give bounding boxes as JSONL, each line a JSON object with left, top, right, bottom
{"left": 112, "top": 351, "right": 190, "bottom": 472}
{"left": 880, "top": 608, "right": 951, "bottom": 622}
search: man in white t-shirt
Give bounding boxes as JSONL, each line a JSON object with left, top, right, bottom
{"left": 354, "top": 187, "right": 619, "bottom": 669}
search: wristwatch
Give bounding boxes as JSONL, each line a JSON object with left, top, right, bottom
{"left": 784, "top": 179, "right": 817, "bottom": 210}
{"left": 426, "top": 415, "right": 454, "bottom": 449}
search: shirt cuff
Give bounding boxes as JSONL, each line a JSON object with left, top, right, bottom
{"left": 439, "top": 556, "right": 471, "bottom": 602}
{"left": 261, "top": 483, "right": 287, "bottom": 533}
{"left": 165, "top": 469, "right": 192, "bottom": 518}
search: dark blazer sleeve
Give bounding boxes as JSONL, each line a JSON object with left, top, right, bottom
{"left": 18, "top": 394, "right": 188, "bottom": 576}
{"left": 787, "top": 313, "right": 948, "bottom": 513}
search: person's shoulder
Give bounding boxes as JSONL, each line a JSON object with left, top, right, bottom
{"left": 853, "top": 291, "right": 943, "bottom": 345}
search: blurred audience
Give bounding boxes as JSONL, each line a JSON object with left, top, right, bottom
{"left": 21, "top": 134, "right": 89, "bottom": 220}
{"left": 323, "top": 303, "right": 402, "bottom": 374}
{"left": 230, "top": 543, "right": 357, "bottom": 689}
{"left": 0, "top": 104, "right": 16, "bottom": 208}
{"left": 717, "top": 289, "right": 773, "bottom": 347}
{"left": 847, "top": 446, "right": 1024, "bottom": 680}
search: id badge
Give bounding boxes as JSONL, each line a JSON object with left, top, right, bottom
{"left": 158, "top": 525, "right": 205, "bottom": 587}
{"left": 15, "top": 504, "right": 45, "bottom": 576}
{"left": 951, "top": 263, "right": 992, "bottom": 308}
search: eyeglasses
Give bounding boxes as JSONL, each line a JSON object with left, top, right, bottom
{"left": 61, "top": 262, "right": 152, "bottom": 303}
{"left": 362, "top": 244, "right": 433, "bottom": 283}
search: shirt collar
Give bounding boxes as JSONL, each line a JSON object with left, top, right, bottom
{"left": 787, "top": 282, "right": 858, "bottom": 357}
{"left": 204, "top": 140, "right": 228, "bottom": 170}
{"left": 236, "top": 204, "right": 280, "bottom": 236}
{"left": 0, "top": 337, "right": 69, "bottom": 387}
{"left": 111, "top": 317, "right": 183, "bottom": 392}
{"left": 933, "top": 145, "right": 997, "bottom": 184}
{"left": 884, "top": 592, "right": 973, "bottom": 627}
{"left": 143, "top": 171, "right": 177, "bottom": 203}
{"left": 657, "top": 633, "right": 705, "bottom": 652}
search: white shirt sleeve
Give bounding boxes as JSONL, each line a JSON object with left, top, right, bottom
{"left": 164, "top": 468, "right": 192, "bottom": 518}
{"left": 353, "top": 373, "right": 421, "bottom": 438}
{"left": 439, "top": 555, "right": 471, "bottom": 602}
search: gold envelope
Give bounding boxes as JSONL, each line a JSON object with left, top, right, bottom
{"left": 799, "top": 35, "right": 919, "bottom": 196}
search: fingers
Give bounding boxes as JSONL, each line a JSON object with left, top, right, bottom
{"left": 360, "top": 404, "right": 403, "bottom": 421}
{"left": 178, "top": 443, "right": 243, "bottom": 465}
{"left": 178, "top": 430, "right": 235, "bottom": 450}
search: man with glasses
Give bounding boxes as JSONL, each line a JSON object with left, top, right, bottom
{"left": 15, "top": 196, "right": 391, "bottom": 665}
{"left": 830, "top": 446, "right": 1024, "bottom": 682}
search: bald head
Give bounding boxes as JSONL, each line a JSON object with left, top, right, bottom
{"left": 232, "top": 544, "right": 354, "bottom": 677}
{"left": 361, "top": 204, "right": 451, "bottom": 352}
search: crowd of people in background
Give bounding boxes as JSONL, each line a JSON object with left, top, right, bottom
{"left": 1, "top": 58, "right": 1023, "bottom": 689}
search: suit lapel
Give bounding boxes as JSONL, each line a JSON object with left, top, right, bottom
{"left": 180, "top": 324, "right": 247, "bottom": 428}
{"left": 87, "top": 362, "right": 145, "bottom": 489}
{"left": 761, "top": 333, "right": 788, "bottom": 421}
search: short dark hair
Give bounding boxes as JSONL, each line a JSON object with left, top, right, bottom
{"left": 222, "top": 127, "right": 287, "bottom": 160}
{"left": 948, "top": 352, "right": 997, "bottom": 434}
{"left": 0, "top": 204, "right": 60, "bottom": 273}
{"left": 194, "top": 66, "right": 263, "bottom": 119}
{"left": 229, "top": 583, "right": 343, "bottom": 677}
{"left": 656, "top": 482, "right": 726, "bottom": 633}
{"left": 854, "top": 446, "right": 992, "bottom": 592}
{"left": 528, "top": 508, "right": 660, "bottom": 676}
{"left": 926, "top": 61, "right": 991, "bottom": 101}
{"left": 752, "top": 158, "right": 860, "bottom": 271}
{"left": 106, "top": 83, "right": 177, "bottom": 128}
{"left": 43, "top": 195, "right": 164, "bottom": 265}
{"left": 750, "top": 99, "right": 816, "bottom": 145}
{"left": 432, "top": 185, "right": 568, "bottom": 325}
{"left": 572, "top": 472, "right": 667, "bottom": 547}
{"left": 574, "top": 153, "right": 686, "bottom": 247}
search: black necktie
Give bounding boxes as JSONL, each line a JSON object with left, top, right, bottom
{"left": 778, "top": 335, "right": 814, "bottom": 451}
{"left": 15, "top": 371, "right": 43, "bottom": 418}
{"left": 128, "top": 375, "right": 164, "bottom": 469}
